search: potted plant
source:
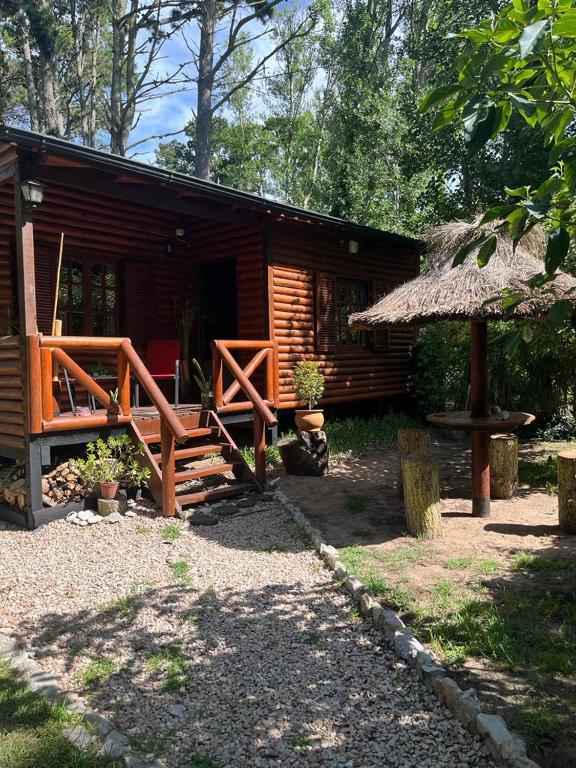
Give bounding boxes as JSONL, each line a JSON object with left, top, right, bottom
{"left": 192, "top": 357, "right": 212, "bottom": 409}
{"left": 293, "top": 360, "right": 326, "bottom": 432}
{"left": 71, "top": 435, "right": 150, "bottom": 500}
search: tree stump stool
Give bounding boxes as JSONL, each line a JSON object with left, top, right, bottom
{"left": 278, "top": 430, "right": 329, "bottom": 477}
{"left": 397, "top": 428, "right": 430, "bottom": 499}
{"left": 401, "top": 453, "right": 442, "bottom": 539}
{"left": 557, "top": 450, "right": 576, "bottom": 533}
{"left": 489, "top": 433, "right": 518, "bottom": 499}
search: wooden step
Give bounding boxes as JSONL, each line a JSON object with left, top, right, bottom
{"left": 175, "top": 463, "right": 236, "bottom": 482}
{"left": 177, "top": 482, "right": 256, "bottom": 507}
{"left": 143, "top": 427, "right": 217, "bottom": 444}
{"left": 152, "top": 444, "right": 223, "bottom": 464}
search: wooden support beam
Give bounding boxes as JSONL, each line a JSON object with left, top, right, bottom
{"left": 13, "top": 166, "right": 38, "bottom": 336}
{"left": 470, "top": 321, "right": 490, "bottom": 518}
{"left": 253, "top": 411, "right": 266, "bottom": 486}
{"left": 160, "top": 420, "right": 176, "bottom": 517}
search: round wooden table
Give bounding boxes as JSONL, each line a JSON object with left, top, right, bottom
{"left": 426, "top": 410, "right": 535, "bottom": 517}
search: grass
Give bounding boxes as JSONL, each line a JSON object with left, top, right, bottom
{"left": 444, "top": 555, "right": 474, "bottom": 570}
{"left": 146, "top": 644, "right": 189, "bottom": 692}
{"left": 98, "top": 596, "right": 137, "bottom": 619}
{"left": 262, "top": 543, "right": 287, "bottom": 553}
{"left": 187, "top": 753, "right": 223, "bottom": 768}
{"left": 374, "top": 541, "right": 431, "bottom": 570}
{"left": 161, "top": 523, "right": 182, "bottom": 541}
{"left": 325, "top": 413, "right": 420, "bottom": 455}
{"left": 168, "top": 560, "right": 191, "bottom": 584}
{"left": 477, "top": 558, "right": 500, "bottom": 575}
{"left": 511, "top": 551, "right": 576, "bottom": 574}
{"left": 519, "top": 456, "right": 558, "bottom": 493}
{"left": 76, "top": 658, "right": 118, "bottom": 689}
{"left": 345, "top": 494, "right": 369, "bottom": 515}
{"left": 239, "top": 444, "right": 281, "bottom": 469}
{"left": 135, "top": 524, "right": 152, "bottom": 534}
{"left": 0, "top": 658, "right": 118, "bottom": 768}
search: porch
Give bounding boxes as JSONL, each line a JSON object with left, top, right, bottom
{"left": 0, "top": 333, "right": 278, "bottom": 528}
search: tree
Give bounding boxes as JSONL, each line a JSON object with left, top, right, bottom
{"left": 173, "top": 0, "right": 319, "bottom": 180}
{"left": 423, "top": 0, "right": 576, "bottom": 294}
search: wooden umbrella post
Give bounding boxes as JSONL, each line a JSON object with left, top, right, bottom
{"left": 470, "top": 320, "right": 490, "bottom": 517}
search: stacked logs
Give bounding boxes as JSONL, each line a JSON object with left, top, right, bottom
{"left": 0, "top": 460, "right": 87, "bottom": 510}
{"left": 0, "top": 461, "right": 26, "bottom": 509}
{"left": 41, "top": 462, "right": 85, "bottom": 507}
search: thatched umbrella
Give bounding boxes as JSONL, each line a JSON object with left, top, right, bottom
{"left": 350, "top": 220, "right": 576, "bottom": 517}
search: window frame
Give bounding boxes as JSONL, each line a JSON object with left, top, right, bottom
{"left": 335, "top": 276, "right": 371, "bottom": 351}
{"left": 59, "top": 255, "right": 119, "bottom": 337}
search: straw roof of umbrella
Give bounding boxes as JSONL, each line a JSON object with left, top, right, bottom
{"left": 350, "top": 219, "right": 576, "bottom": 328}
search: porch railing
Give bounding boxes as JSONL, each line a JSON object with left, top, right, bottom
{"left": 28, "top": 334, "right": 188, "bottom": 516}
{"left": 211, "top": 339, "right": 278, "bottom": 483}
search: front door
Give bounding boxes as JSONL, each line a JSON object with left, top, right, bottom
{"left": 199, "top": 258, "right": 237, "bottom": 360}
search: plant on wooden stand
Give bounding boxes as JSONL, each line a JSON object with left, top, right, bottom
{"left": 71, "top": 435, "right": 150, "bottom": 500}
{"left": 293, "top": 360, "right": 326, "bottom": 432}
{"left": 192, "top": 357, "right": 212, "bottom": 409}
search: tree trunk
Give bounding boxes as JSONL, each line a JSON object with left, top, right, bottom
{"left": 20, "top": 14, "right": 40, "bottom": 132}
{"left": 489, "top": 433, "right": 518, "bottom": 499}
{"left": 195, "top": 0, "right": 217, "bottom": 180}
{"left": 557, "top": 451, "right": 576, "bottom": 534}
{"left": 278, "top": 431, "right": 329, "bottom": 477}
{"left": 397, "top": 428, "right": 429, "bottom": 499}
{"left": 402, "top": 454, "right": 442, "bottom": 539}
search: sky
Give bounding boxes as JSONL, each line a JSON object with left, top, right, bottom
{"left": 128, "top": 2, "right": 304, "bottom": 165}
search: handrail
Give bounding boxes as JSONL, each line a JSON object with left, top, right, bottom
{"left": 120, "top": 340, "right": 188, "bottom": 441}
{"left": 212, "top": 340, "right": 277, "bottom": 427}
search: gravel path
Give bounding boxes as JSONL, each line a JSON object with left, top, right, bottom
{"left": 0, "top": 498, "right": 496, "bottom": 768}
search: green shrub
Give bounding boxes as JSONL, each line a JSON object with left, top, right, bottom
{"left": 293, "top": 360, "right": 325, "bottom": 409}
{"left": 70, "top": 435, "right": 150, "bottom": 487}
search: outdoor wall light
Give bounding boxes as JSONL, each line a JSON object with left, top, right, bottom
{"left": 20, "top": 180, "right": 45, "bottom": 214}
{"left": 348, "top": 239, "right": 359, "bottom": 254}
{"left": 175, "top": 227, "right": 185, "bottom": 237}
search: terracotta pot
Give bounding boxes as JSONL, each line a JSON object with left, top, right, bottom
{"left": 295, "top": 409, "right": 325, "bottom": 432}
{"left": 99, "top": 481, "right": 119, "bottom": 500}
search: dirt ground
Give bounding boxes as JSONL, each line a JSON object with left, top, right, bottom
{"left": 279, "top": 436, "right": 576, "bottom": 768}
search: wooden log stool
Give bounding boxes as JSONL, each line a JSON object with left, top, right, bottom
{"left": 397, "top": 428, "right": 430, "bottom": 499}
{"left": 489, "top": 433, "right": 518, "bottom": 499}
{"left": 557, "top": 450, "right": 576, "bottom": 533}
{"left": 401, "top": 453, "right": 442, "bottom": 539}
{"left": 278, "top": 430, "right": 329, "bottom": 477}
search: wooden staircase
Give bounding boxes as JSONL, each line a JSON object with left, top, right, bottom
{"left": 130, "top": 408, "right": 260, "bottom": 515}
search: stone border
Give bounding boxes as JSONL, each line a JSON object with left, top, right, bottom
{"left": 275, "top": 489, "right": 541, "bottom": 768}
{"left": 0, "top": 630, "right": 164, "bottom": 768}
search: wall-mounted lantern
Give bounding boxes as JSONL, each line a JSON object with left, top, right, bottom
{"left": 20, "top": 180, "right": 45, "bottom": 216}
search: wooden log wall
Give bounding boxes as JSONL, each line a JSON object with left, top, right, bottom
{"left": 0, "top": 336, "right": 25, "bottom": 450}
{"left": 0, "top": 180, "right": 15, "bottom": 334}
{"left": 269, "top": 230, "right": 418, "bottom": 408}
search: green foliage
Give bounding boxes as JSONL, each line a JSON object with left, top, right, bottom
{"left": 146, "top": 644, "right": 189, "bottom": 692}
{"left": 70, "top": 435, "right": 150, "bottom": 487}
{"left": 444, "top": 555, "right": 474, "bottom": 570}
{"left": 424, "top": 0, "right": 576, "bottom": 291}
{"left": 414, "top": 320, "right": 576, "bottom": 425}
{"left": 0, "top": 658, "right": 117, "bottom": 768}
{"left": 239, "top": 444, "right": 281, "bottom": 469}
{"left": 168, "top": 560, "right": 191, "bottom": 585}
{"left": 76, "top": 658, "right": 118, "bottom": 689}
{"left": 326, "top": 413, "right": 421, "bottom": 455}
{"left": 293, "top": 360, "right": 325, "bottom": 409}
{"left": 518, "top": 457, "right": 557, "bottom": 493}
{"left": 161, "top": 523, "right": 182, "bottom": 541}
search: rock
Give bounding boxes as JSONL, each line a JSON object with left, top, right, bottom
{"left": 87, "top": 514, "right": 102, "bottom": 524}
{"left": 359, "top": 592, "right": 378, "bottom": 616}
{"left": 98, "top": 498, "right": 128, "bottom": 516}
{"left": 237, "top": 497, "right": 256, "bottom": 509}
{"left": 84, "top": 712, "right": 112, "bottom": 737}
{"left": 71, "top": 517, "right": 88, "bottom": 526}
{"left": 98, "top": 730, "right": 130, "bottom": 759}
{"left": 214, "top": 503, "right": 238, "bottom": 517}
{"left": 455, "top": 689, "right": 482, "bottom": 732}
{"left": 432, "top": 677, "right": 462, "bottom": 712}
{"left": 394, "top": 631, "right": 425, "bottom": 664}
{"left": 344, "top": 575, "right": 365, "bottom": 598}
{"left": 333, "top": 561, "right": 348, "bottom": 579}
{"left": 319, "top": 543, "right": 338, "bottom": 569}
{"left": 103, "top": 511, "right": 123, "bottom": 524}
{"left": 125, "top": 510, "right": 137, "bottom": 518}
{"left": 63, "top": 725, "right": 98, "bottom": 750}
{"left": 268, "top": 477, "right": 280, "bottom": 488}
{"left": 167, "top": 703, "right": 186, "bottom": 717}
{"left": 188, "top": 513, "right": 219, "bottom": 526}
{"left": 418, "top": 662, "right": 446, "bottom": 691}
{"left": 476, "top": 714, "right": 526, "bottom": 762}
{"left": 373, "top": 608, "right": 405, "bottom": 641}
{"left": 77, "top": 510, "right": 94, "bottom": 521}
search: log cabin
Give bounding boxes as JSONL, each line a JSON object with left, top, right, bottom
{"left": 0, "top": 126, "right": 419, "bottom": 528}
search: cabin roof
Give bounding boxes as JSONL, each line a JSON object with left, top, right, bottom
{"left": 0, "top": 125, "right": 420, "bottom": 248}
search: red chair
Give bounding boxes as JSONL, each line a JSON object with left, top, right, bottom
{"left": 135, "top": 339, "right": 181, "bottom": 406}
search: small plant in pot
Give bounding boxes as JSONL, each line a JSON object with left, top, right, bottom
{"left": 71, "top": 435, "right": 150, "bottom": 500}
{"left": 293, "top": 360, "right": 326, "bottom": 432}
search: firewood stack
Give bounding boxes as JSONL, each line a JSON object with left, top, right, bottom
{"left": 0, "top": 460, "right": 86, "bottom": 510}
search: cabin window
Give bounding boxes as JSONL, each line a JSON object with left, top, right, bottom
{"left": 336, "top": 278, "right": 369, "bottom": 348}
{"left": 59, "top": 257, "right": 117, "bottom": 336}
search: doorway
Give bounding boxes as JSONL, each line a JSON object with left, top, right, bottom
{"left": 199, "top": 258, "right": 238, "bottom": 360}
